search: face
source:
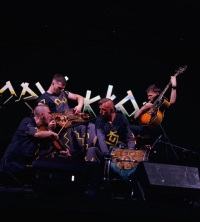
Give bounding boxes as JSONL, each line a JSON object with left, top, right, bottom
{"left": 99, "top": 102, "right": 114, "bottom": 119}
{"left": 52, "top": 81, "right": 66, "bottom": 95}
{"left": 42, "top": 107, "right": 53, "bottom": 125}
{"left": 147, "top": 90, "right": 159, "bottom": 102}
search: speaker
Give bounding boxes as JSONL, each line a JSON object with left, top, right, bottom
{"left": 32, "top": 157, "right": 101, "bottom": 195}
{"left": 133, "top": 161, "right": 200, "bottom": 202}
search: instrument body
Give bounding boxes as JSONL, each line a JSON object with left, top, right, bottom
{"left": 139, "top": 97, "right": 170, "bottom": 129}
{"left": 38, "top": 125, "right": 64, "bottom": 150}
{"left": 51, "top": 110, "right": 89, "bottom": 129}
{"left": 111, "top": 148, "right": 147, "bottom": 169}
{"left": 104, "top": 147, "right": 151, "bottom": 181}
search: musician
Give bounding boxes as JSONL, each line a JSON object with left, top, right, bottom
{"left": 0, "top": 104, "right": 59, "bottom": 186}
{"left": 36, "top": 74, "right": 96, "bottom": 160}
{"left": 86, "top": 98, "right": 136, "bottom": 163}
{"left": 130, "top": 76, "right": 177, "bottom": 139}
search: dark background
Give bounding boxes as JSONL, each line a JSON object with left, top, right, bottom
{"left": 0, "top": 0, "right": 199, "bottom": 159}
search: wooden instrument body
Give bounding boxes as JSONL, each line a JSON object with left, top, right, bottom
{"left": 139, "top": 98, "right": 170, "bottom": 129}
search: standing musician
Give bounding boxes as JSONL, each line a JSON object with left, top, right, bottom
{"left": 0, "top": 104, "right": 59, "bottom": 186}
{"left": 130, "top": 76, "right": 177, "bottom": 140}
{"left": 36, "top": 74, "right": 96, "bottom": 160}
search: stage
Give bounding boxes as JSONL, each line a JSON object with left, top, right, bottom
{"left": 1, "top": 151, "right": 200, "bottom": 220}
{"left": 0, "top": 182, "right": 200, "bottom": 220}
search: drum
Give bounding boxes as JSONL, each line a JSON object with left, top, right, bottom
{"left": 104, "top": 147, "right": 150, "bottom": 182}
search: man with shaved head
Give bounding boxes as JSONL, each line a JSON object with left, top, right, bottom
{"left": 0, "top": 104, "right": 59, "bottom": 186}
{"left": 86, "top": 98, "right": 136, "bottom": 163}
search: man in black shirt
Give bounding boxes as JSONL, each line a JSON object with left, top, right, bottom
{"left": 0, "top": 104, "right": 59, "bottom": 186}
{"left": 86, "top": 98, "right": 136, "bottom": 163}
{"left": 36, "top": 74, "right": 96, "bottom": 160}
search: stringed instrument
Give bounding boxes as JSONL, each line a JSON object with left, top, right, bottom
{"left": 139, "top": 65, "right": 187, "bottom": 129}
{"left": 51, "top": 110, "right": 89, "bottom": 129}
{"left": 38, "top": 124, "right": 71, "bottom": 157}
{"left": 38, "top": 125, "right": 65, "bottom": 150}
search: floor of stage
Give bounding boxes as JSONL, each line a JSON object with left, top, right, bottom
{"left": 1, "top": 179, "right": 200, "bottom": 220}
{"left": 1, "top": 145, "right": 200, "bottom": 219}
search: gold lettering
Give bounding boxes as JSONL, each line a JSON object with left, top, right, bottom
{"left": 74, "top": 131, "right": 89, "bottom": 149}
{"left": 63, "top": 132, "right": 70, "bottom": 150}
{"left": 54, "top": 96, "right": 67, "bottom": 105}
{"left": 106, "top": 131, "right": 119, "bottom": 146}
{"left": 54, "top": 98, "right": 62, "bottom": 105}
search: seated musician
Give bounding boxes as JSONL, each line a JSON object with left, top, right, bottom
{"left": 86, "top": 98, "right": 136, "bottom": 165}
{"left": 0, "top": 104, "right": 59, "bottom": 186}
{"left": 36, "top": 74, "right": 97, "bottom": 160}
{"left": 130, "top": 76, "right": 177, "bottom": 141}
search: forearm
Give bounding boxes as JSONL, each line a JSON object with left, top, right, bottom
{"left": 170, "top": 76, "right": 177, "bottom": 104}
{"left": 96, "top": 129, "right": 109, "bottom": 153}
{"left": 170, "top": 88, "right": 177, "bottom": 104}
{"left": 77, "top": 95, "right": 84, "bottom": 107}
{"left": 134, "top": 108, "right": 145, "bottom": 119}
{"left": 34, "top": 131, "right": 54, "bottom": 138}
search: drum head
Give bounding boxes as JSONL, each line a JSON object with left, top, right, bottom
{"left": 111, "top": 148, "right": 145, "bottom": 167}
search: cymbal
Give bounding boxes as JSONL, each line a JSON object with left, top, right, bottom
{"left": 127, "top": 135, "right": 150, "bottom": 141}
{"left": 135, "top": 135, "right": 150, "bottom": 140}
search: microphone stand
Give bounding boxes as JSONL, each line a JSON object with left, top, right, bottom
{"left": 150, "top": 111, "right": 179, "bottom": 163}
{"left": 159, "top": 140, "right": 200, "bottom": 160}
{"left": 157, "top": 121, "right": 179, "bottom": 163}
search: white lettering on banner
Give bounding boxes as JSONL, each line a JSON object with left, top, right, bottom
{"left": 15, "top": 82, "right": 38, "bottom": 102}
{"left": 106, "top": 85, "right": 116, "bottom": 100}
{"left": 84, "top": 90, "right": 101, "bottom": 117}
{"left": 0, "top": 79, "right": 139, "bottom": 117}
{"left": 0, "top": 81, "right": 17, "bottom": 104}
{"left": 35, "top": 82, "right": 45, "bottom": 94}
{"left": 115, "top": 90, "right": 139, "bottom": 117}
{"left": 83, "top": 87, "right": 139, "bottom": 117}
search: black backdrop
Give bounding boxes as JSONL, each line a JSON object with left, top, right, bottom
{"left": 0, "top": 1, "right": 199, "bottom": 162}
{"left": 0, "top": 45, "right": 198, "bottom": 159}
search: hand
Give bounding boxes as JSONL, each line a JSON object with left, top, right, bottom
{"left": 73, "top": 105, "right": 82, "bottom": 115}
{"left": 50, "top": 132, "right": 59, "bottom": 140}
{"left": 170, "top": 76, "right": 177, "bottom": 87}
{"left": 59, "top": 150, "right": 71, "bottom": 157}
{"left": 51, "top": 150, "right": 71, "bottom": 158}
{"left": 48, "top": 120, "right": 56, "bottom": 130}
{"left": 142, "top": 102, "right": 154, "bottom": 111}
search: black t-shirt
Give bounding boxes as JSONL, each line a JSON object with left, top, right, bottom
{"left": 95, "top": 113, "right": 135, "bottom": 153}
{"left": 36, "top": 91, "right": 70, "bottom": 113}
{"left": 36, "top": 90, "right": 97, "bottom": 158}
{"left": 0, "top": 117, "right": 50, "bottom": 174}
